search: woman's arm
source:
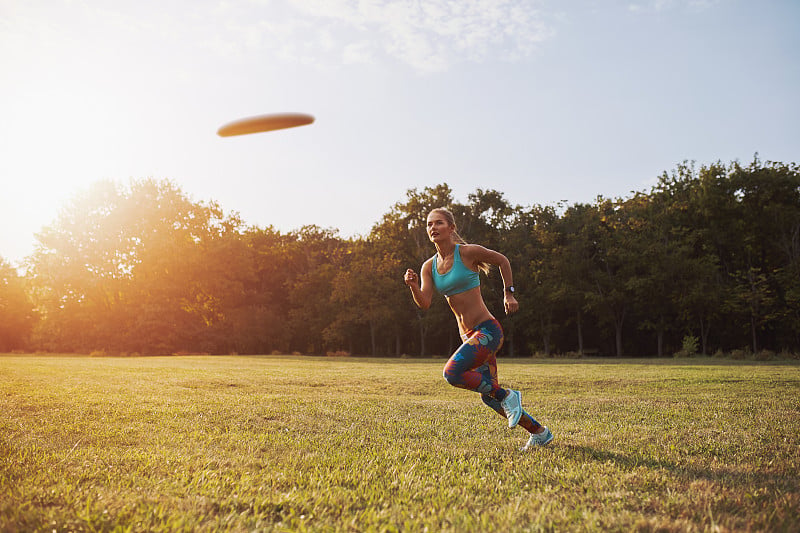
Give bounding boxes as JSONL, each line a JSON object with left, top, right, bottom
{"left": 461, "top": 244, "right": 519, "bottom": 315}
{"left": 404, "top": 258, "right": 435, "bottom": 309}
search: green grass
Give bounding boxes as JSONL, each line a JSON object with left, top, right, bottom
{"left": 1, "top": 355, "right": 798, "bottom": 532}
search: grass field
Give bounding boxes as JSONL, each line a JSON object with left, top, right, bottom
{"left": 1, "top": 355, "right": 798, "bottom": 532}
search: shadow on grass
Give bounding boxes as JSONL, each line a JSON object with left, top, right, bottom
{"left": 563, "top": 444, "right": 797, "bottom": 492}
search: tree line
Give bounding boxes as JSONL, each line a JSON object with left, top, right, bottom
{"left": 1, "top": 156, "right": 798, "bottom": 357}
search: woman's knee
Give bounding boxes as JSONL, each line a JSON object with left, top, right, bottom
{"left": 443, "top": 368, "right": 462, "bottom": 386}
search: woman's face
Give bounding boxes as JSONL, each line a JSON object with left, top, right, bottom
{"left": 426, "top": 212, "right": 453, "bottom": 243}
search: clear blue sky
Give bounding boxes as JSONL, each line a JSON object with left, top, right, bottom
{"left": 1, "top": 0, "right": 798, "bottom": 265}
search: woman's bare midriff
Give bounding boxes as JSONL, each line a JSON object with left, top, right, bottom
{"left": 445, "top": 286, "right": 494, "bottom": 336}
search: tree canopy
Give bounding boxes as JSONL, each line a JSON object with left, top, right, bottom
{"left": 8, "top": 157, "right": 800, "bottom": 357}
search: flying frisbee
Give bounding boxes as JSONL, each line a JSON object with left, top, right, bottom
{"left": 217, "top": 112, "right": 315, "bottom": 137}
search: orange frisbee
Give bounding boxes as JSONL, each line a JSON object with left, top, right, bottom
{"left": 217, "top": 113, "right": 315, "bottom": 137}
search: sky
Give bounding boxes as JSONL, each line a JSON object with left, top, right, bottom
{"left": 1, "top": 0, "right": 799, "bottom": 266}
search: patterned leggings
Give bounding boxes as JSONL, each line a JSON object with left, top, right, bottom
{"left": 442, "top": 318, "right": 542, "bottom": 434}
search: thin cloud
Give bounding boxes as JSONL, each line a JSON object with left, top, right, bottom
{"left": 2, "top": 1, "right": 554, "bottom": 73}
{"left": 342, "top": 40, "right": 374, "bottom": 65}
{"left": 251, "top": 0, "right": 555, "bottom": 72}
{"left": 628, "top": 0, "right": 722, "bottom": 13}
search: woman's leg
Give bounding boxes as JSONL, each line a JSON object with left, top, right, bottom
{"left": 481, "top": 394, "right": 543, "bottom": 434}
{"left": 474, "top": 343, "right": 544, "bottom": 434}
{"left": 442, "top": 319, "right": 508, "bottom": 401}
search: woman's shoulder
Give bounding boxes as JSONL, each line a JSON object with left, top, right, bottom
{"left": 458, "top": 243, "right": 490, "bottom": 257}
{"left": 459, "top": 243, "right": 502, "bottom": 267}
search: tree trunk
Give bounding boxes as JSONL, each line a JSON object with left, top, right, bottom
{"left": 576, "top": 310, "right": 584, "bottom": 355}
{"left": 699, "top": 317, "right": 710, "bottom": 355}
{"left": 657, "top": 329, "right": 664, "bottom": 357}
{"left": 369, "top": 320, "right": 376, "bottom": 356}
{"left": 615, "top": 313, "right": 625, "bottom": 357}
{"left": 540, "top": 314, "right": 552, "bottom": 356}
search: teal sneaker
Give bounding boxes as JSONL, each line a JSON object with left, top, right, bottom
{"left": 500, "top": 389, "right": 522, "bottom": 428}
{"left": 523, "top": 427, "right": 554, "bottom": 450}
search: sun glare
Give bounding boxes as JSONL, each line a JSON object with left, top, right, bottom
{"left": 1, "top": 38, "right": 156, "bottom": 263}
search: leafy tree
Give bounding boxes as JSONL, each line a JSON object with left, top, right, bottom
{"left": 508, "top": 204, "right": 560, "bottom": 355}
{"left": 650, "top": 164, "right": 721, "bottom": 354}
{"left": 554, "top": 203, "right": 598, "bottom": 354}
{"left": 371, "top": 184, "right": 455, "bottom": 355}
{"left": 27, "top": 179, "right": 243, "bottom": 354}
{"left": 229, "top": 226, "right": 296, "bottom": 354}
{"left": 326, "top": 239, "right": 404, "bottom": 355}
{"left": 581, "top": 198, "right": 638, "bottom": 356}
{"left": 285, "top": 225, "right": 346, "bottom": 354}
{"left": 17, "top": 157, "right": 800, "bottom": 357}
{"left": 0, "top": 258, "right": 37, "bottom": 351}
{"left": 726, "top": 267, "right": 780, "bottom": 353}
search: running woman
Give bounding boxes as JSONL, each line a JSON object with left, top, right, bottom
{"left": 403, "top": 207, "right": 553, "bottom": 450}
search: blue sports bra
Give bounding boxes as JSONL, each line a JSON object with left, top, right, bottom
{"left": 432, "top": 244, "right": 481, "bottom": 297}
